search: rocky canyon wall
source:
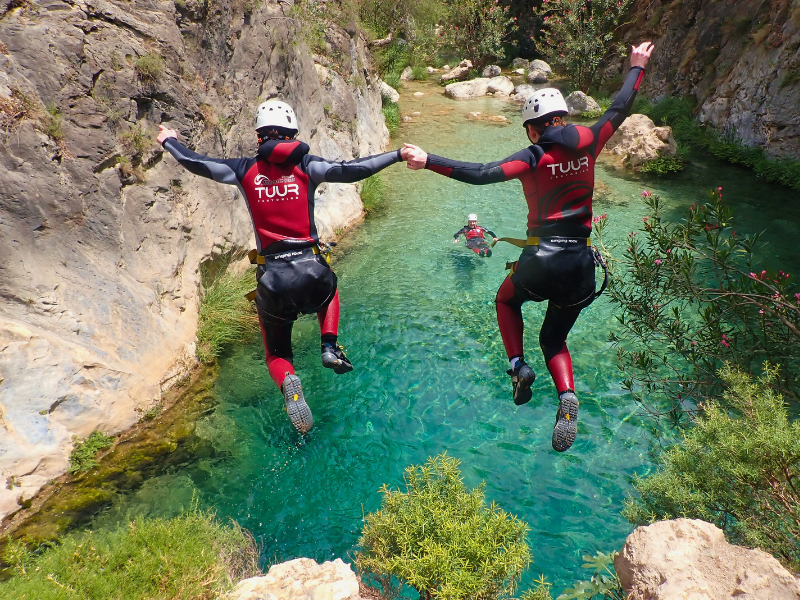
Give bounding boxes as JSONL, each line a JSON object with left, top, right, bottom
{"left": 0, "top": 0, "right": 388, "bottom": 518}
{"left": 615, "top": 0, "right": 800, "bottom": 159}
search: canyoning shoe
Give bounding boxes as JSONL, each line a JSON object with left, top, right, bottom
{"left": 485, "top": 248, "right": 492, "bottom": 257}
{"left": 321, "top": 342, "right": 353, "bottom": 374}
{"left": 552, "top": 390, "right": 579, "bottom": 452}
{"left": 507, "top": 360, "right": 535, "bottom": 406}
{"left": 281, "top": 374, "right": 313, "bottom": 433}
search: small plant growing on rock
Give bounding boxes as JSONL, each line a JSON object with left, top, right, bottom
{"left": 556, "top": 552, "right": 622, "bottom": 600}
{"left": 134, "top": 52, "right": 165, "bottom": 84}
{"left": 42, "top": 102, "right": 64, "bottom": 142}
{"left": 356, "top": 453, "right": 531, "bottom": 600}
{"left": 68, "top": 431, "right": 114, "bottom": 474}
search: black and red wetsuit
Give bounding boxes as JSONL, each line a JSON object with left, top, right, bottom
{"left": 453, "top": 224, "right": 497, "bottom": 254}
{"left": 425, "top": 67, "right": 644, "bottom": 394}
{"left": 162, "top": 137, "right": 401, "bottom": 387}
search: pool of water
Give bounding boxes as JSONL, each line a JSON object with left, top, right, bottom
{"left": 89, "top": 79, "right": 800, "bottom": 593}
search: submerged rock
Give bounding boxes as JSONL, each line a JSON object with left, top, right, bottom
{"left": 230, "top": 558, "right": 361, "bottom": 600}
{"left": 616, "top": 519, "right": 800, "bottom": 600}
{"left": 444, "top": 78, "right": 490, "bottom": 99}
{"left": 605, "top": 114, "right": 677, "bottom": 168}
{"left": 565, "top": 91, "right": 601, "bottom": 116}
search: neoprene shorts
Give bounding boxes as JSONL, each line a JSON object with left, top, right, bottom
{"left": 254, "top": 247, "right": 337, "bottom": 323}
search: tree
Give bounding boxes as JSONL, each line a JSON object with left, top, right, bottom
{"left": 533, "top": 0, "right": 632, "bottom": 91}
{"left": 356, "top": 453, "right": 531, "bottom": 600}
{"left": 623, "top": 364, "right": 800, "bottom": 568}
{"left": 439, "top": 0, "right": 515, "bottom": 69}
{"left": 594, "top": 188, "right": 800, "bottom": 419}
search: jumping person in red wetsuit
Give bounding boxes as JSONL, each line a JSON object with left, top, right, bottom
{"left": 405, "top": 42, "right": 654, "bottom": 451}
{"left": 453, "top": 213, "right": 499, "bottom": 257}
{"left": 157, "top": 100, "right": 409, "bottom": 433}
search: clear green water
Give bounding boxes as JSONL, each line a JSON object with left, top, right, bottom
{"left": 90, "top": 80, "right": 800, "bottom": 593}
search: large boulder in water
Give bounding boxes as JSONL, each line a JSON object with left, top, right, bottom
{"left": 444, "top": 78, "right": 490, "bottom": 99}
{"left": 529, "top": 59, "right": 552, "bottom": 75}
{"left": 527, "top": 69, "right": 548, "bottom": 84}
{"left": 565, "top": 91, "right": 601, "bottom": 116}
{"left": 615, "top": 519, "right": 800, "bottom": 600}
{"left": 230, "top": 558, "right": 361, "bottom": 600}
{"left": 487, "top": 76, "right": 514, "bottom": 96}
{"left": 510, "top": 83, "right": 545, "bottom": 102}
{"left": 482, "top": 64, "right": 501, "bottom": 77}
{"left": 606, "top": 114, "right": 677, "bottom": 168}
{"left": 441, "top": 59, "right": 473, "bottom": 83}
{"left": 511, "top": 57, "right": 529, "bottom": 70}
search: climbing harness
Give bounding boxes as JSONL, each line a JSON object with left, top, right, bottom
{"left": 244, "top": 242, "right": 337, "bottom": 301}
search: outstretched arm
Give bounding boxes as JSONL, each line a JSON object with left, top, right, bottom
{"left": 305, "top": 147, "right": 411, "bottom": 184}
{"left": 453, "top": 227, "right": 467, "bottom": 241}
{"left": 157, "top": 125, "right": 250, "bottom": 183}
{"left": 404, "top": 143, "right": 542, "bottom": 185}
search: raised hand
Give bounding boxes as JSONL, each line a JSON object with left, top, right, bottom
{"left": 630, "top": 42, "right": 654, "bottom": 70}
{"left": 403, "top": 143, "right": 428, "bottom": 170}
{"left": 157, "top": 124, "right": 178, "bottom": 145}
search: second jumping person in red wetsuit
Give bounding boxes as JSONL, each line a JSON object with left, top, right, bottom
{"left": 405, "top": 42, "right": 654, "bottom": 452}
{"left": 158, "top": 100, "right": 409, "bottom": 434}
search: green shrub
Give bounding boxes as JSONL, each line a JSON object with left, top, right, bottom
{"left": 580, "top": 96, "right": 611, "bottom": 119}
{"left": 556, "top": 552, "right": 622, "bottom": 600}
{"left": 639, "top": 154, "right": 687, "bottom": 175}
{"left": 519, "top": 575, "right": 553, "bottom": 600}
{"left": 356, "top": 453, "right": 531, "bottom": 600}
{"left": 411, "top": 65, "right": 429, "bottom": 81}
{"left": 382, "top": 101, "right": 400, "bottom": 137}
{"left": 0, "top": 509, "right": 260, "bottom": 600}
{"left": 196, "top": 260, "right": 260, "bottom": 362}
{"left": 69, "top": 431, "right": 114, "bottom": 474}
{"left": 134, "top": 52, "right": 165, "bottom": 84}
{"left": 121, "top": 124, "right": 150, "bottom": 159}
{"left": 360, "top": 173, "right": 386, "bottom": 214}
{"left": 623, "top": 364, "right": 800, "bottom": 569}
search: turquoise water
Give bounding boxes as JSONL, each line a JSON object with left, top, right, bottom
{"left": 90, "top": 80, "right": 800, "bottom": 593}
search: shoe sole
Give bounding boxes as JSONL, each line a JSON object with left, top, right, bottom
{"left": 321, "top": 352, "right": 353, "bottom": 374}
{"left": 282, "top": 375, "right": 313, "bottom": 433}
{"left": 552, "top": 395, "right": 579, "bottom": 452}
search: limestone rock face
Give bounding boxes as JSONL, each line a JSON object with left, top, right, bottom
{"left": 487, "top": 76, "right": 514, "bottom": 96}
{"left": 565, "top": 91, "right": 601, "bottom": 116}
{"left": 615, "top": 519, "right": 800, "bottom": 600}
{"left": 0, "top": 0, "right": 388, "bottom": 519}
{"left": 526, "top": 69, "right": 548, "bottom": 84}
{"left": 441, "top": 59, "right": 473, "bottom": 83}
{"left": 444, "top": 78, "right": 490, "bottom": 99}
{"left": 529, "top": 60, "right": 552, "bottom": 75}
{"left": 378, "top": 80, "right": 400, "bottom": 104}
{"left": 605, "top": 114, "right": 677, "bottom": 168}
{"left": 482, "top": 65, "right": 501, "bottom": 78}
{"left": 229, "top": 558, "right": 362, "bottom": 600}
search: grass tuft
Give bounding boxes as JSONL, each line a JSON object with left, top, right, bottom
{"left": 196, "top": 259, "right": 260, "bottom": 363}
{"left": 382, "top": 101, "right": 400, "bottom": 137}
{"left": 360, "top": 174, "right": 386, "bottom": 215}
{"left": 0, "top": 509, "right": 260, "bottom": 599}
{"left": 69, "top": 431, "right": 114, "bottom": 474}
{"left": 134, "top": 52, "right": 165, "bottom": 84}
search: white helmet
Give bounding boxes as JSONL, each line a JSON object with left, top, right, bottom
{"left": 255, "top": 100, "right": 298, "bottom": 131}
{"left": 468, "top": 213, "right": 477, "bottom": 221}
{"left": 522, "top": 88, "right": 568, "bottom": 126}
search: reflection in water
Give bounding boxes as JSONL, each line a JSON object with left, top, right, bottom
{"left": 87, "top": 78, "right": 800, "bottom": 593}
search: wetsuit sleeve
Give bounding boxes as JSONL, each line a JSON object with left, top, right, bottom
{"left": 453, "top": 227, "right": 467, "bottom": 239}
{"left": 484, "top": 229, "right": 497, "bottom": 238}
{"left": 425, "top": 147, "right": 539, "bottom": 184}
{"left": 162, "top": 138, "right": 251, "bottom": 183}
{"left": 304, "top": 150, "right": 402, "bottom": 185}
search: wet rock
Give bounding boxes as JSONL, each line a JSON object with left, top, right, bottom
{"left": 510, "top": 83, "right": 544, "bottom": 102}
{"left": 442, "top": 64, "right": 451, "bottom": 71}
{"left": 413, "top": 92, "right": 424, "bottom": 96}
{"left": 441, "top": 59, "right": 473, "bottom": 83}
{"left": 565, "top": 91, "right": 601, "bottom": 116}
{"left": 526, "top": 69, "right": 548, "bottom": 84}
{"left": 512, "top": 57, "right": 529, "bottom": 69}
{"left": 616, "top": 519, "right": 800, "bottom": 600}
{"left": 514, "top": 68, "right": 525, "bottom": 75}
{"left": 230, "top": 558, "right": 361, "bottom": 600}
{"left": 400, "top": 66, "right": 413, "bottom": 81}
{"left": 487, "top": 76, "right": 514, "bottom": 96}
{"left": 426, "top": 66, "right": 438, "bottom": 73}
{"left": 529, "top": 59, "right": 552, "bottom": 76}
{"left": 482, "top": 65, "right": 501, "bottom": 77}
{"left": 378, "top": 80, "right": 400, "bottom": 103}
{"left": 444, "top": 78, "right": 490, "bottom": 99}
{"left": 605, "top": 113, "right": 677, "bottom": 168}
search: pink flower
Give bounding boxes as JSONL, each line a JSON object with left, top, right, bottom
{"left": 691, "top": 341, "right": 697, "bottom": 346}
{"left": 718, "top": 186, "right": 722, "bottom": 191}
{"left": 642, "top": 216, "right": 649, "bottom": 222}
{"left": 721, "top": 339, "right": 730, "bottom": 348}
{"left": 750, "top": 272, "right": 757, "bottom": 278}
{"left": 654, "top": 259, "right": 662, "bottom": 265}
{"left": 641, "top": 190, "right": 652, "bottom": 198}
{"left": 795, "top": 293, "right": 800, "bottom": 302}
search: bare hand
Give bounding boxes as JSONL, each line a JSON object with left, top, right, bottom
{"left": 453, "top": 238, "right": 459, "bottom": 244}
{"left": 157, "top": 124, "right": 178, "bottom": 145}
{"left": 493, "top": 237, "right": 499, "bottom": 242}
{"left": 630, "top": 42, "right": 654, "bottom": 70}
{"left": 403, "top": 143, "right": 428, "bottom": 170}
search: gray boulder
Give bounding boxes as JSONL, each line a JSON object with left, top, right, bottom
{"left": 441, "top": 59, "right": 473, "bottom": 83}
{"left": 378, "top": 79, "right": 400, "bottom": 103}
{"left": 509, "top": 83, "right": 544, "bottom": 102}
{"left": 487, "top": 76, "right": 514, "bottom": 96}
{"left": 444, "top": 78, "right": 490, "bottom": 99}
{"left": 400, "top": 65, "right": 413, "bottom": 81}
{"left": 482, "top": 65, "right": 501, "bottom": 77}
{"left": 605, "top": 113, "right": 677, "bottom": 168}
{"left": 512, "top": 57, "right": 529, "bottom": 69}
{"left": 529, "top": 59, "right": 552, "bottom": 75}
{"left": 616, "top": 519, "right": 800, "bottom": 600}
{"left": 565, "top": 91, "right": 601, "bottom": 116}
{"left": 527, "top": 69, "right": 548, "bottom": 84}
{"left": 230, "top": 558, "right": 361, "bottom": 600}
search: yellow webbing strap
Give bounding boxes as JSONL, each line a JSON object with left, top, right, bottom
{"left": 505, "top": 261, "right": 517, "bottom": 274}
{"left": 245, "top": 289, "right": 257, "bottom": 302}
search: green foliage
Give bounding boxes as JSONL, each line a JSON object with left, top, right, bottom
{"left": 360, "top": 173, "right": 386, "bottom": 214}
{"left": 360, "top": 0, "right": 445, "bottom": 65}
{"left": 598, "top": 188, "right": 800, "bottom": 415}
{"left": 439, "top": 0, "right": 514, "bottom": 69}
{"left": 556, "top": 552, "right": 623, "bottom": 600}
{"left": 196, "top": 259, "right": 260, "bottom": 363}
{"left": 121, "top": 124, "right": 150, "bottom": 159}
{"left": 356, "top": 453, "right": 531, "bottom": 600}
{"left": 411, "top": 64, "right": 430, "bottom": 81}
{"left": 580, "top": 96, "right": 611, "bottom": 120}
{"left": 134, "top": 52, "right": 165, "bottom": 84}
{"left": 68, "top": 431, "right": 114, "bottom": 474}
{"left": 780, "top": 63, "right": 800, "bottom": 88}
{"left": 534, "top": 0, "right": 633, "bottom": 91}
{"left": 639, "top": 154, "right": 687, "bottom": 175}
{"left": 0, "top": 509, "right": 260, "bottom": 599}
{"left": 43, "top": 102, "right": 63, "bottom": 142}
{"left": 623, "top": 365, "right": 800, "bottom": 568}
{"left": 519, "top": 575, "right": 552, "bottom": 600}
{"left": 382, "top": 101, "right": 400, "bottom": 137}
